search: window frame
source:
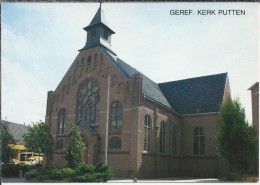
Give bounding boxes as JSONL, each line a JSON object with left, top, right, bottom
{"left": 110, "top": 101, "right": 123, "bottom": 133}
{"left": 109, "top": 136, "right": 121, "bottom": 149}
{"left": 160, "top": 121, "right": 166, "bottom": 153}
{"left": 193, "top": 127, "right": 205, "bottom": 156}
{"left": 172, "top": 126, "right": 177, "bottom": 155}
{"left": 57, "top": 109, "right": 67, "bottom": 135}
{"left": 143, "top": 114, "right": 152, "bottom": 152}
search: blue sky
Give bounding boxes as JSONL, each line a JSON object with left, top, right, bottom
{"left": 2, "top": 2, "right": 259, "bottom": 125}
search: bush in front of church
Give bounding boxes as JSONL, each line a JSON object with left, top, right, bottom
{"left": 25, "top": 162, "right": 113, "bottom": 182}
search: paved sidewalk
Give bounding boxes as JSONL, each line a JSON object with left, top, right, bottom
{"left": 2, "top": 177, "right": 222, "bottom": 183}
{"left": 108, "top": 177, "right": 222, "bottom": 183}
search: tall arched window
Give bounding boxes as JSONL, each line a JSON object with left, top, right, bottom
{"left": 109, "top": 136, "right": 121, "bottom": 149}
{"left": 144, "top": 115, "right": 152, "bottom": 151}
{"left": 193, "top": 127, "right": 205, "bottom": 155}
{"left": 57, "top": 109, "right": 67, "bottom": 135}
{"left": 160, "top": 121, "right": 166, "bottom": 153}
{"left": 77, "top": 79, "right": 100, "bottom": 128}
{"left": 110, "top": 101, "right": 123, "bottom": 133}
{"left": 172, "top": 126, "right": 177, "bottom": 155}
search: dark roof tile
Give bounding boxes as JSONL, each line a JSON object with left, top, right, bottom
{"left": 158, "top": 73, "right": 228, "bottom": 114}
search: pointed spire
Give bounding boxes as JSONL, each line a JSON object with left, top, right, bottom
{"left": 83, "top": 3, "right": 114, "bottom": 34}
{"left": 79, "top": 2, "right": 116, "bottom": 55}
{"left": 99, "top": 0, "right": 103, "bottom": 9}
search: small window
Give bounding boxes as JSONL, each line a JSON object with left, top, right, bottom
{"left": 104, "top": 30, "right": 109, "bottom": 40}
{"left": 160, "top": 121, "right": 166, "bottom": 153}
{"left": 172, "top": 126, "right": 177, "bottom": 155}
{"left": 94, "top": 54, "right": 98, "bottom": 63}
{"left": 109, "top": 136, "right": 121, "bottom": 149}
{"left": 193, "top": 127, "right": 205, "bottom": 155}
{"left": 90, "top": 29, "right": 96, "bottom": 38}
{"left": 82, "top": 137, "right": 88, "bottom": 147}
{"left": 56, "top": 139, "right": 64, "bottom": 150}
{"left": 87, "top": 56, "right": 91, "bottom": 65}
{"left": 81, "top": 57, "right": 85, "bottom": 66}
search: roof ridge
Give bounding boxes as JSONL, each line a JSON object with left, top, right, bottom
{"left": 159, "top": 72, "right": 228, "bottom": 85}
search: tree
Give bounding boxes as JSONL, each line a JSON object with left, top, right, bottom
{"left": 0, "top": 122, "right": 15, "bottom": 163}
{"left": 23, "top": 121, "right": 54, "bottom": 168}
{"left": 65, "top": 123, "right": 85, "bottom": 168}
{"left": 216, "top": 97, "right": 258, "bottom": 177}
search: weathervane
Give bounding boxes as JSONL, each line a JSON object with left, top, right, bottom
{"left": 99, "top": 0, "right": 104, "bottom": 8}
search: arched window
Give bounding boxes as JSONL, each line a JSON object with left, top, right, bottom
{"left": 144, "top": 115, "right": 152, "bottom": 151}
{"left": 94, "top": 54, "right": 98, "bottom": 63}
{"left": 57, "top": 109, "right": 67, "bottom": 135}
{"left": 56, "top": 139, "right": 64, "bottom": 150}
{"left": 193, "top": 127, "right": 205, "bottom": 155}
{"left": 109, "top": 136, "right": 121, "bottom": 149}
{"left": 77, "top": 79, "right": 100, "bottom": 128}
{"left": 87, "top": 56, "right": 91, "bottom": 65}
{"left": 160, "top": 121, "right": 166, "bottom": 153}
{"left": 172, "top": 126, "right": 177, "bottom": 155}
{"left": 81, "top": 57, "right": 85, "bottom": 66}
{"left": 110, "top": 101, "right": 123, "bottom": 133}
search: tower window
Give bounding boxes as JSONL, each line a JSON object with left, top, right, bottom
{"left": 104, "top": 31, "right": 109, "bottom": 40}
{"left": 90, "top": 29, "right": 96, "bottom": 38}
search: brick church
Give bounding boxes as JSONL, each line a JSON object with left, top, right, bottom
{"left": 45, "top": 5, "right": 230, "bottom": 178}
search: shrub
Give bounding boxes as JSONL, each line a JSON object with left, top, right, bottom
{"left": 76, "top": 164, "right": 95, "bottom": 175}
{"left": 61, "top": 168, "right": 76, "bottom": 181}
{"left": 24, "top": 162, "right": 113, "bottom": 182}
{"left": 25, "top": 169, "right": 42, "bottom": 179}
{"left": 49, "top": 168, "right": 63, "bottom": 181}
{"left": 2, "top": 164, "right": 20, "bottom": 177}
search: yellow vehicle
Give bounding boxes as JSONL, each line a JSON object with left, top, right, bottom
{"left": 19, "top": 152, "right": 43, "bottom": 165}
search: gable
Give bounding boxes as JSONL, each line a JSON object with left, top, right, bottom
{"left": 158, "top": 73, "right": 228, "bottom": 114}
{"left": 102, "top": 47, "right": 172, "bottom": 109}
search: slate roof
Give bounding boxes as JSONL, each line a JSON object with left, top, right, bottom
{"left": 158, "top": 73, "right": 228, "bottom": 114}
{"left": 101, "top": 47, "right": 227, "bottom": 115}
{"left": 101, "top": 47, "right": 172, "bottom": 109}
{"left": 84, "top": 7, "right": 115, "bottom": 34}
{"left": 1, "top": 121, "right": 28, "bottom": 145}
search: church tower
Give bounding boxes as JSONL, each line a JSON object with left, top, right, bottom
{"left": 79, "top": 4, "right": 116, "bottom": 55}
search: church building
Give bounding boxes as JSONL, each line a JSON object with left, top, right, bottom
{"left": 45, "top": 5, "right": 230, "bottom": 178}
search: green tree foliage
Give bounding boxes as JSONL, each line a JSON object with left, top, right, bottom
{"left": 23, "top": 121, "right": 54, "bottom": 167}
{"left": 0, "top": 123, "right": 15, "bottom": 163}
{"left": 65, "top": 123, "right": 85, "bottom": 168}
{"left": 216, "top": 97, "right": 258, "bottom": 175}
